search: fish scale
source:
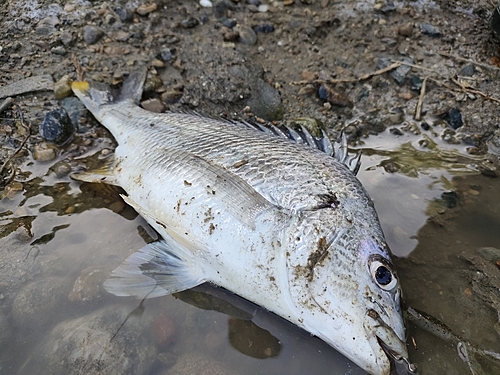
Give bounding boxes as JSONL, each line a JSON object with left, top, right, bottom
{"left": 71, "top": 72, "right": 414, "bottom": 375}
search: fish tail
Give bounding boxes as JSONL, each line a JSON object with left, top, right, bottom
{"left": 71, "top": 67, "right": 147, "bottom": 120}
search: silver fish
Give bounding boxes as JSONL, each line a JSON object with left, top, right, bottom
{"left": 71, "top": 70, "right": 411, "bottom": 375}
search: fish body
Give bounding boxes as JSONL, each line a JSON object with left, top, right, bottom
{"left": 71, "top": 72, "right": 410, "bottom": 375}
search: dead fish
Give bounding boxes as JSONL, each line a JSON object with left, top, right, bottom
{"left": 71, "top": 69, "right": 412, "bottom": 375}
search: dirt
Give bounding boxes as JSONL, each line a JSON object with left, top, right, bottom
{"left": 2, "top": 0, "right": 500, "bottom": 374}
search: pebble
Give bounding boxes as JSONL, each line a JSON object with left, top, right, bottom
{"left": 249, "top": 79, "right": 284, "bottom": 121}
{"left": 318, "top": 85, "right": 352, "bottom": 107}
{"left": 200, "top": 0, "right": 213, "bottom": 7}
{"left": 153, "top": 315, "right": 177, "bottom": 347}
{"left": 151, "top": 59, "right": 164, "bottom": 68}
{"left": 141, "top": 98, "right": 166, "bottom": 113}
{"left": 237, "top": 25, "right": 257, "bottom": 45}
{"left": 446, "top": 108, "right": 463, "bottom": 129}
{"left": 136, "top": 3, "right": 158, "bottom": 16}
{"left": 50, "top": 161, "right": 72, "bottom": 178}
{"left": 159, "top": 47, "right": 174, "bottom": 61}
{"left": 301, "top": 69, "right": 317, "bottom": 81}
{"left": 144, "top": 73, "right": 164, "bottom": 95}
{"left": 161, "top": 89, "right": 183, "bottom": 103}
{"left": 420, "top": 23, "right": 441, "bottom": 37}
{"left": 390, "top": 58, "right": 413, "bottom": 85}
{"left": 221, "top": 18, "right": 237, "bottom": 29}
{"left": 68, "top": 266, "right": 107, "bottom": 302}
{"left": 53, "top": 75, "right": 73, "bottom": 100}
{"left": 51, "top": 46, "right": 67, "bottom": 55}
{"left": 222, "top": 27, "right": 239, "bottom": 42}
{"left": 40, "top": 107, "right": 76, "bottom": 145}
{"left": 33, "top": 143, "right": 57, "bottom": 162}
{"left": 61, "top": 97, "right": 86, "bottom": 130}
{"left": 458, "top": 64, "right": 475, "bottom": 77}
{"left": 213, "top": 2, "right": 227, "bottom": 19}
{"left": 115, "top": 7, "right": 133, "bottom": 22}
{"left": 60, "top": 31, "right": 73, "bottom": 46}
{"left": 181, "top": 17, "right": 199, "bottom": 29}
{"left": 254, "top": 24, "right": 274, "bottom": 33}
{"left": 83, "top": 25, "right": 104, "bottom": 45}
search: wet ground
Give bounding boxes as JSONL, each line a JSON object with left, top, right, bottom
{"left": 2, "top": 0, "right": 500, "bottom": 374}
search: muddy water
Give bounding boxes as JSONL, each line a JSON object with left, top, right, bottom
{"left": 1, "top": 127, "right": 500, "bottom": 375}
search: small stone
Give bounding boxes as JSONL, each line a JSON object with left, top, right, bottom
{"left": 258, "top": 4, "right": 269, "bottom": 12}
{"left": 151, "top": 59, "right": 164, "bottom": 68}
{"left": 161, "top": 89, "right": 183, "bottom": 103}
{"left": 64, "top": 4, "right": 75, "bottom": 12}
{"left": 420, "top": 23, "right": 441, "bottom": 37}
{"left": 398, "top": 92, "right": 413, "bottom": 100}
{"left": 153, "top": 315, "right": 177, "bottom": 347}
{"left": 136, "top": 3, "right": 158, "bottom": 16}
{"left": 200, "top": 0, "right": 213, "bottom": 7}
{"left": 141, "top": 98, "right": 166, "bottom": 113}
{"left": 68, "top": 266, "right": 107, "bottom": 302}
{"left": 213, "top": 2, "right": 227, "bottom": 19}
{"left": 33, "top": 143, "right": 56, "bottom": 162}
{"left": 83, "top": 25, "right": 104, "bottom": 45}
{"left": 254, "top": 24, "right": 274, "bottom": 33}
{"left": 237, "top": 25, "right": 257, "bottom": 45}
{"left": 60, "top": 31, "right": 73, "bottom": 46}
{"left": 301, "top": 70, "right": 317, "bottom": 81}
{"left": 61, "top": 97, "right": 85, "bottom": 130}
{"left": 283, "top": 0, "right": 294, "bottom": 5}
{"left": 249, "top": 79, "right": 284, "bottom": 121}
{"left": 53, "top": 75, "right": 73, "bottom": 100}
{"left": 458, "top": 64, "right": 475, "bottom": 77}
{"left": 115, "top": 7, "right": 133, "bottom": 22}
{"left": 318, "top": 85, "right": 352, "bottom": 107}
{"left": 398, "top": 23, "right": 413, "bottom": 37}
{"left": 51, "top": 45, "right": 67, "bottom": 55}
{"left": 446, "top": 108, "right": 463, "bottom": 129}
{"left": 159, "top": 47, "right": 174, "bottom": 61}
{"left": 222, "top": 27, "right": 239, "bottom": 42}
{"left": 50, "top": 161, "right": 72, "bottom": 178}
{"left": 221, "top": 18, "right": 237, "bottom": 29}
{"left": 40, "top": 107, "right": 75, "bottom": 145}
{"left": 181, "top": 17, "right": 199, "bottom": 29}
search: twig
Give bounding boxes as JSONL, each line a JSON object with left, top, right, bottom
{"left": 450, "top": 77, "right": 500, "bottom": 105}
{"left": 438, "top": 50, "right": 500, "bottom": 71}
{"left": 391, "top": 60, "right": 446, "bottom": 77}
{"left": 290, "top": 61, "right": 402, "bottom": 85}
{"left": 0, "top": 97, "right": 13, "bottom": 115}
{"left": 72, "top": 54, "right": 84, "bottom": 82}
{"left": 0, "top": 108, "right": 31, "bottom": 178}
{"left": 414, "top": 77, "right": 427, "bottom": 121}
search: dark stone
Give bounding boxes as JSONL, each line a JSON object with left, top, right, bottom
{"left": 181, "top": 17, "right": 199, "bottom": 29}
{"left": 421, "top": 122, "right": 430, "bottom": 131}
{"left": 420, "top": 23, "right": 441, "bottom": 37}
{"left": 253, "top": 24, "right": 274, "bottom": 33}
{"left": 249, "top": 79, "right": 284, "bottom": 121}
{"left": 238, "top": 25, "right": 257, "bottom": 45}
{"left": 61, "top": 97, "right": 85, "bottom": 131}
{"left": 440, "top": 191, "right": 459, "bottom": 208}
{"left": 213, "top": 2, "right": 227, "bottom": 19}
{"left": 318, "top": 85, "right": 328, "bottom": 100}
{"left": 390, "top": 58, "right": 413, "bottom": 86}
{"left": 159, "top": 47, "right": 174, "bottom": 61}
{"left": 446, "top": 108, "right": 463, "bottom": 129}
{"left": 389, "top": 127, "right": 403, "bottom": 136}
{"left": 115, "top": 7, "right": 133, "bottom": 22}
{"left": 221, "top": 18, "right": 237, "bottom": 29}
{"left": 491, "top": 2, "right": 500, "bottom": 37}
{"left": 378, "top": 3, "right": 396, "bottom": 14}
{"left": 50, "top": 46, "right": 66, "bottom": 55}
{"left": 458, "top": 64, "right": 475, "bottom": 77}
{"left": 83, "top": 25, "right": 104, "bottom": 44}
{"left": 410, "top": 75, "right": 423, "bottom": 91}
{"left": 40, "top": 107, "right": 76, "bottom": 145}
{"left": 247, "top": 0, "right": 261, "bottom": 5}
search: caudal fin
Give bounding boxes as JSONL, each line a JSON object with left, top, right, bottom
{"left": 71, "top": 67, "right": 147, "bottom": 121}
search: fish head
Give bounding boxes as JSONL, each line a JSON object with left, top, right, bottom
{"left": 287, "top": 233, "right": 409, "bottom": 375}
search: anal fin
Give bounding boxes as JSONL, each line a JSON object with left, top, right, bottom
{"left": 104, "top": 240, "right": 206, "bottom": 299}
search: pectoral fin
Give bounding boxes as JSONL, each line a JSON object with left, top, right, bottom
{"left": 104, "top": 240, "right": 206, "bottom": 299}
{"left": 70, "top": 157, "right": 120, "bottom": 186}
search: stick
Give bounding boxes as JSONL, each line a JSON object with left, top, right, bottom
{"left": 414, "top": 77, "right": 427, "bottom": 121}
{"left": 290, "top": 62, "right": 402, "bottom": 85}
{"left": 0, "top": 108, "right": 31, "bottom": 178}
{"left": 450, "top": 77, "right": 500, "bottom": 105}
{"left": 438, "top": 50, "right": 500, "bottom": 71}
{"left": 72, "top": 54, "right": 84, "bottom": 82}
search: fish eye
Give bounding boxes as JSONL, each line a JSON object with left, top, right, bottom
{"left": 369, "top": 260, "right": 398, "bottom": 291}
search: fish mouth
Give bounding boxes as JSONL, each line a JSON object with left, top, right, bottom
{"left": 377, "top": 337, "right": 417, "bottom": 374}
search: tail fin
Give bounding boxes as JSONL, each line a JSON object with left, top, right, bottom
{"left": 71, "top": 67, "right": 147, "bottom": 120}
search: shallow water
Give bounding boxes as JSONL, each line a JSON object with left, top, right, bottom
{"left": 1, "top": 125, "right": 500, "bottom": 375}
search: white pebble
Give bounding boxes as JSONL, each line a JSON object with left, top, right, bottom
{"left": 199, "top": 0, "right": 212, "bottom": 7}
{"left": 258, "top": 4, "right": 269, "bottom": 12}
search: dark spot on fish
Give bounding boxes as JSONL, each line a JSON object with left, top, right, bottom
{"left": 209, "top": 223, "right": 216, "bottom": 235}
{"left": 206, "top": 185, "right": 216, "bottom": 195}
{"left": 269, "top": 276, "right": 275, "bottom": 282}
{"left": 156, "top": 220, "right": 166, "bottom": 229}
{"left": 313, "top": 193, "right": 340, "bottom": 209}
{"left": 176, "top": 199, "right": 182, "bottom": 213}
{"left": 149, "top": 123, "right": 154, "bottom": 127}
{"left": 184, "top": 180, "right": 192, "bottom": 186}
{"left": 305, "top": 237, "right": 329, "bottom": 281}
{"left": 232, "top": 159, "right": 248, "bottom": 168}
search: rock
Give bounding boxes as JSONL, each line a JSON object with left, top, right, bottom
{"left": 477, "top": 247, "right": 500, "bottom": 262}
{"left": 222, "top": 27, "right": 239, "bottom": 42}
{"left": 53, "top": 75, "right": 73, "bottom": 100}
{"left": 50, "top": 161, "right": 72, "bottom": 178}
{"left": 115, "top": 7, "right": 133, "bottom": 22}
{"left": 390, "top": 57, "right": 413, "bottom": 85}
{"left": 458, "top": 64, "right": 475, "bottom": 77}
{"left": 167, "top": 353, "right": 232, "bottom": 375}
{"left": 19, "top": 305, "right": 157, "bottom": 375}
{"left": 141, "top": 98, "right": 166, "bottom": 113}
{"left": 39, "top": 107, "right": 76, "bottom": 145}
{"left": 144, "top": 73, "right": 164, "bottom": 96}
{"left": 237, "top": 25, "right": 257, "bottom": 45}
{"left": 51, "top": 46, "right": 66, "bottom": 55}
{"left": 161, "top": 89, "right": 183, "bottom": 103}
{"left": 420, "top": 23, "right": 441, "bottom": 37}
{"left": 68, "top": 266, "right": 107, "bottom": 302}
{"left": 249, "top": 79, "right": 284, "bottom": 121}
{"left": 83, "top": 25, "right": 104, "bottom": 45}
{"left": 212, "top": 2, "right": 227, "bottom": 19}
{"left": 159, "top": 47, "right": 174, "bottom": 61}
{"left": 12, "top": 277, "right": 71, "bottom": 328}
{"left": 398, "top": 23, "right": 413, "bottom": 38}
{"left": 253, "top": 24, "right": 274, "bottom": 33}
{"left": 318, "top": 85, "right": 352, "bottom": 107}
{"left": 300, "top": 70, "right": 317, "bottom": 81}
{"left": 33, "top": 143, "right": 57, "bottom": 162}
{"left": 153, "top": 315, "right": 177, "bottom": 347}
{"left": 136, "top": 3, "right": 158, "bottom": 16}
{"left": 181, "top": 17, "right": 199, "bottom": 29}
{"left": 221, "top": 18, "right": 237, "bottom": 29}
{"left": 61, "top": 97, "right": 86, "bottom": 130}
{"left": 60, "top": 31, "right": 73, "bottom": 46}
{"left": 446, "top": 108, "right": 463, "bottom": 129}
